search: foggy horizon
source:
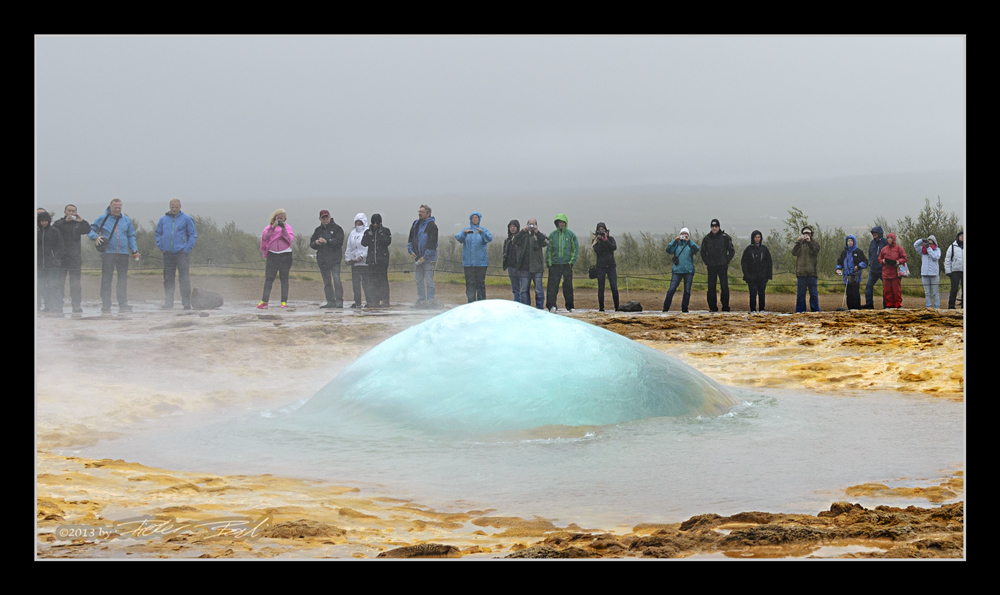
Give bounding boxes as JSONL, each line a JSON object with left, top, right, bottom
{"left": 36, "top": 35, "right": 965, "bottom": 236}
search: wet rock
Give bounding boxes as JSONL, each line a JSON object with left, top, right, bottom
{"left": 376, "top": 544, "right": 460, "bottom": 558}
{"left": 259, "top": 519, "right": 344, "bottom": 540}
{"left": 191, "top": 287, "right": 224, "bottom": 310}
{"left": 679, "top": 513, "right": 722, "bottom": 532}
{"left": 723, "top": 525, "right": 829, "bottom": 546}
{"left": 819, "top": 502, "right": 867, "bottom": 518}
{"left": 505, "top": 545, "right": 596, "bottom": 558}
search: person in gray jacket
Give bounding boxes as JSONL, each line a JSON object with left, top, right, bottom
{"left": 914, "top": 235, "right": 941, "bottom": 308}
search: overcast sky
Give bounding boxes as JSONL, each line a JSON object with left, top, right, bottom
{"left": 35, "top": 35, "right": 964, "bottom": 209}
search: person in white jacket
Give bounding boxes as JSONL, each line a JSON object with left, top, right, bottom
{"left": 344, "top": 213, "right": 371, "bottom": 308}
{"left": 944, "top": 231, "right": 963, "bottom": 309}
{"left": 913, "top": 235, "right": 942, "bottom": 308}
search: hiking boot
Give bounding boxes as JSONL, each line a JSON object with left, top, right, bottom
{"left": 320, "top": 302, "right": 334, "bottom": 309}
{"left": 119, "top": 305, "right": 133, "bottom": 312}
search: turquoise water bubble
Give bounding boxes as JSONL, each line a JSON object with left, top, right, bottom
{"left": 300, "top": 300, "right": 739, "bottom": 435}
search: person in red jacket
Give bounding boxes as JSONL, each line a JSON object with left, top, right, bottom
{"left": 878, "top": 232, "right": 908, "bottom": 309}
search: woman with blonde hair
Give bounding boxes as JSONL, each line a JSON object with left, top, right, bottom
{"left": 259, "top": 209, "right": 295, "bottom": 309}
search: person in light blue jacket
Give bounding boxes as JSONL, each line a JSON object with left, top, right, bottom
{"left": 662, "top": 227, "right": 700, "bottom": 313}
{"left": 914, "top": 234, "right": 942, "bottom": 308}
{"left": 455, "top": 211, "right": 493, "bottom": 302}
{"left": 88, "top": 198, "right": 139, "bottom": 312}
{"left": 154, "top": 198, "right": 198, "bottom": 310}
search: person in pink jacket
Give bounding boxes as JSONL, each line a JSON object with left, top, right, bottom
{"left": 259, "top": 209, "right": 295, "bottom": 309}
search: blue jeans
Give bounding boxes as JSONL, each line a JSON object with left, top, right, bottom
{"left": 414, "top": 260, "right": 436, "bottom": 301}
{"left": 507, "top": 268, "right": 521, "bottom": 303}
{"left": 921, "top": 275, "right": 940, "bottom": 308}
{"left": 518, "top": 270, "right": 545, "bottom": 309}
{"left": 662, "top": 272, "right": 693, "bottom": 312}
{"left": 796, "top": 276, "right": 820, "bottom": 313}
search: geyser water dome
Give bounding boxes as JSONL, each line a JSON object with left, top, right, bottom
{"left": 301, "top": 300, "right": 738, "bottom": 435}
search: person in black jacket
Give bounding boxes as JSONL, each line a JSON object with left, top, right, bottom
{"left": 592, "top": 222, "right": 620, "bottom": 312}
{"left": 700, "top": 218, "right": 736, "bottom": 312}
{"left": 502, "top": 219, "right": 522, "bottom": 303}
{"left": 740, "top": 230, "right": 772, "bottom": 313}
{"left": 37, "top": 211, "right": 65, "bottom": 313}
{"left": 52, "top": 204, "right": 90, "bottom": 313}
{"left": 361, "top": 213, "right": 392, "bottom": 308}
{"left": 310, "top": 210, "right": 345, "bottom": 308}
{"left": 513, "top": 219, "right": 548, "bottom": 309}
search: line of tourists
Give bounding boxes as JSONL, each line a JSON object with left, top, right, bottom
{"left": 37, "top": 203, "right": 964, "bottom": 314}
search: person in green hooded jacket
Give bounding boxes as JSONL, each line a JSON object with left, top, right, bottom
{"left": 545, "top": 214, "right": 578, "bottom": 312}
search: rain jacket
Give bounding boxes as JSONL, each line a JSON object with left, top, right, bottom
{"left": 310, "top": 219, "right": 345, "bottom": 267}
{"left": 944, "top": 235, "right": 963, "bottom": 274}
{"left": 260, "top": 221, "right": 294, "bottom": 258}
{"left": 88, "top": 207, "right": 138, "bottom": 255}
{"left": 513, "top": 226, "right": 549, "bottom": 273}
{"left": 791, "top": 227, "right": 821, "bottom": 277}
{"left": 344, "top": 213, "right": 369, "bottom": 266}
{"left": 502, "top": 219, "right": 520, "bottom": 271}
{"left": 592, "top": 223, "right": 617, "bottom": 268}
{"left": 836, "top": 235, "right": 869, "bottom": 284}
{"left": 666, "top": 237, "right": 700, "bottom": 275}
{"left": 407, "top": 215, "right": 439, "bottom": 262}
{"left": 37, "top": 215, "right": 64, "bottom": 269}
{"left": 52, "top": 215, "right": 91, "bottom": 267}
{"left": 455, "top": 211, "right": 493, "bottom": 267}
{"left": 878, "top": 233, "right": 908, "bottom": 280}
{"left": 546, "top": 214, "right": 578, "bottom": 267}
{"left": 913, "top": 236, "right": 941, "bottom": 276}
{"left": 700, "top": 228, "right": 735, "bottom": 267}
{"left": 361, "top": 214, "right": 391, "bottom": 267}
{"left": 867, "top": 226, "right": 888, "bottom": 276}
{"left": 740, "top": 231, "right": 771, "bottom": 283}
{"left": 155, "top": 210, "right": 198, "bottom": 254}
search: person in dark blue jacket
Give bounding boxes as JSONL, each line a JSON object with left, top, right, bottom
{"left": 864, "top": 226, "right": 889, "bottom": 309}
{"left": 836, "top": 234, "right": 869, "bottom": 310}
{"left": 155, "top": 199, "right": 198, "bottom": 310}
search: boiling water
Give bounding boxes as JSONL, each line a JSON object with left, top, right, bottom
{"left": 76, "top": 387, "right": 963, "bottom": 527}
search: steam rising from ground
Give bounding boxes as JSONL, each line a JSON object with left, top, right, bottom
{"left": 300, "top": 300, "right": 738, "bottom": 435}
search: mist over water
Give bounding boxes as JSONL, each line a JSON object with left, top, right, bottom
{"left": 75, "top": 388, "right": 963, "bottom": 526}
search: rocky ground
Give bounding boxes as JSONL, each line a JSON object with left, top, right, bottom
{"left": 35, "top": 274, "right": 965, "bottom": 559}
